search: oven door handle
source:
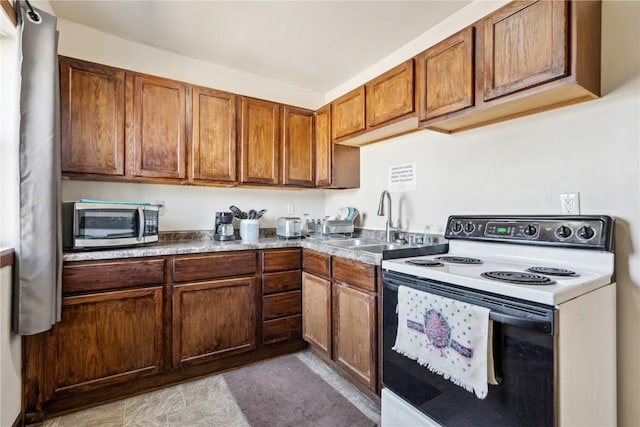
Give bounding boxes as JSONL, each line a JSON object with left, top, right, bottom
{"left": 489, "top": 311, "right": 551, "bottom": 333}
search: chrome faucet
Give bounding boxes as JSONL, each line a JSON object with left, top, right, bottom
{"left": 377, "top": 190, "right": 396, "bottom": 242}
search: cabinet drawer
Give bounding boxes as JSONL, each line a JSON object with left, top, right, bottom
{"left": 63, "top": 259, "right": 165, "bottom": 295}
{"left": 173, "top": 251, "right": 256, "bottom": 282}
{"left": 263, "top": 290, "right": 301, "bottom": 320}
{"left": 332, "top": 257, "right": 376, "bottom": 292}
{"left": 263, "top": 314, "right": 302, "bottom": 345}
{"left": 303, "top": 249, "right": 331, "bottom": 278}
{"left": 262, "top": 271, "right": 301, "bottom": 295}
{"left": 262, "top": 249, "right": 301, "bottom": 272}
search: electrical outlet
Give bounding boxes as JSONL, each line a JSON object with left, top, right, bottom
{"left": 287, "top": 202, "right": 295, "bottom": 215}
{"left": 560, "top": 193, "right": 580, "bottom": 215}
{"left": 153, "top": 200, "right": 166, "bottom": 215}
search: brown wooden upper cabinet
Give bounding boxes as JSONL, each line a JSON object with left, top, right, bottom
{"left": 282, "top": 106, "right": 314, "bottom": 187}
{"left": 60, "top": 57, "right": 125, "bottom": 176}
{"left": 239, "top": 97, "right": 281, "bottom": 185}
{"left": 418, "top": 27, "right": 475, "bottom": 121}
{"left": 366, "top": 59, "right": 415, "bottom": 128}
{"left": 483, "top": 0, "right": 568, "bottom": 101}
{"left": 331, "top": 87, "right": 366, "bottom": 141}
{"left": 59, "top": 57, "right": 353, "bottom": 189}
{"left": 314, "top": 105, "right": 360, "bottom": 189}
{"left": 314, "top": 106, "right": 332, "bottom": 188}
{"left": 127, "top": 73, "right": 187, "bottom": 180}
{"left": 330, "top": 61, "right": 418, "bottom": 146}
{"left": 423, "top": 0, "right": 600, "bottom": 133}
{"left": 190, "top": 87, "right": 237, "bottom": 184}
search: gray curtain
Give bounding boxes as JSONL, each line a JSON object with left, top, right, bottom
{"left": 13, "top": 2, "right": 62, "bottom": 335}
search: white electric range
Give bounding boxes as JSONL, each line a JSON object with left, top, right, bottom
{"left": 381, "top": 215, "right": 616, "bottom": 427}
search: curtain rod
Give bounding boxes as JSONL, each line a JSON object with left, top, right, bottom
{"left": 24, "top": 0, "right": 40, "bottom": 23}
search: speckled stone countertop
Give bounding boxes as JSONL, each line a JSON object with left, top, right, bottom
{"left": 63, "top": 235, "right": 449, "bottom": 266}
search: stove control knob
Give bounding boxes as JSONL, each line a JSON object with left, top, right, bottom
{"left": 451, "top": 221, "right": 463, "bottom": 233}
{"left": 464, "top": 223, "right": 475, "bottom": 233}
{"left": 523, "top": 224, "right": 537, "bottom": 236}
{"left": 555, "top": 225, "right": 573, "bottom": 239}
{"left": 577, "top": 225, "right": 595, "bottom": 240}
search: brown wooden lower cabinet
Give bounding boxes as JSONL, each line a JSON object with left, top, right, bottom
{"left": 23, "top": 251, "right": 310, "bottom": 424}
{"left": 172, "top": 277, "right": 256, "bottom": 368}
{"left": 301, "top": 271, "right": 332, "bottom": 355}
{"left": 49, "top": 286, "right": 163, "bottom": 396}
{"left": 333, "top": 282, "right": 377, "bottom": 391}
{"left": 301, "top": 252, "right": 378, "bottom": 394}
{"left": 263, "top": 314, "right": 302, "bottom": 345}
{"left": 260, "top": 249, "right": 302, "bottom": 345}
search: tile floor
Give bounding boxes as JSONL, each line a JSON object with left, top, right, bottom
{"left": 42, "top": 350, "right": 381, "bottom": 427}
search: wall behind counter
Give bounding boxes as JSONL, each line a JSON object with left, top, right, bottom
{"left": 62, "top": 181, "right": 325, "bottom": 231}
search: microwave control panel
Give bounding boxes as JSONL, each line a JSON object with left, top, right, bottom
{"left": 144, "top": 210, "right": 159, "bottom": 236}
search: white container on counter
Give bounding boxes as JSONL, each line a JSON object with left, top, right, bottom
{"left": 239, "top": 219, "right": 259, "bottom": 242}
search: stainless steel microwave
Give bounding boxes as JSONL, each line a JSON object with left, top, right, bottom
{"left": 62, "top": 201, "right": 159, "bottom": 250}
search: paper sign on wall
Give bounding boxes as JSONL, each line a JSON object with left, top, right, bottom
{"left": 388, "top": 163, "right": 416, "bottom": 192}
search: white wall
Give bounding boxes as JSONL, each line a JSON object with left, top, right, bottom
{"left": 0, "top": 264, "right": 21, "bottom": 427}
{"left": 325, "top": 1, "right": 640, "bottom": 425}
{"left": 0, "top": 3, "right": 22, "bottom": 426}
{"left": 57, "top": 19, "right": 324, "bottom": 110}
{"left": 62, "top": 181, "right": 324, "bottom": 231}
{"left": 0, "top": 4, "right": 20, "bottom": 248}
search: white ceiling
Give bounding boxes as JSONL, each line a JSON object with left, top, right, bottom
{"left": 50, "top": 1, "right": 471, "bottom": 93}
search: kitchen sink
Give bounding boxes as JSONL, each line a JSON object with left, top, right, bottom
{"left": 320, "top": 238, "right": 411, "bottom": 254}
{"left": 350, "top": 243, "right": 407, "bottom": 254}
{"left": 322, "top": 238, "right": 379, "bottom": 247}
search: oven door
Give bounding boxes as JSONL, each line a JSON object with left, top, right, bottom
{"left": 382, "top": 271, "right": 557, "bottom": 427}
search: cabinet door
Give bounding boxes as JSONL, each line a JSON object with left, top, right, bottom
{"left": 173, "top": 277, "right": 255, "bottom": 368}
{"left": 49, "top": 287, "right": 163, "bottom": 395}
{"left": 314, "top": 105, "right": 332, "bottom": 187}
{"left": 60, "top": 57, "right": 125, "bottom": 176}
{"left": 418, "top": 27, "right": 475, "bottom": 121}
{"left": 333, "top": 282, "right": 377, "bottom": 391}
{"left": 331, "top": 87, "right": 365, "bottom": 140}
{"left": 239, "top": 97, "right": 280, "bottom": 185}
{"left": 282, "top": 106, "right": 314, "bottom": 187}
{"left": 483, "top": 0, "right": 569, "bottom": 101}
{"left": 366, "top": 59, "right": 415, "bottom": 128}
{"left": 302, "top": 272, "right": 332, "bottom": 356}
{"left": 127, "top": 73, "right": 187, "bottom": 179}
{"left": 191, "top": 86, "right": 237, "bottom": 183}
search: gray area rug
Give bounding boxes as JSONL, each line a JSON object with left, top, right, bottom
{"left": 223, "top": 355, "right": 376, "bottom": 427}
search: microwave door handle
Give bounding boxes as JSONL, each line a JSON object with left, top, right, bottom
{"left": 137, "top": 207, "right": 144, "bottom": 241}
{"left": 489, "top": 311, "right": 552, "bottom": 333}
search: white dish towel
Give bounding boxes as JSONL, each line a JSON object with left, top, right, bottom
{"left": 392, "top": 285, "right": 494, "bottom": 399}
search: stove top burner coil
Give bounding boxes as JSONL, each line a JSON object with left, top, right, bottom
{"left": 481, "top": 271, "right": 556, "bottom": 285}
{"left": 526, "top": 266, "right": 577, "bottom": 276}
{"left": 435, "top": 256, "right": 483, "bottom": 265}
{"left": 405, "top": 259, "right": 444, "bottom": 267}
